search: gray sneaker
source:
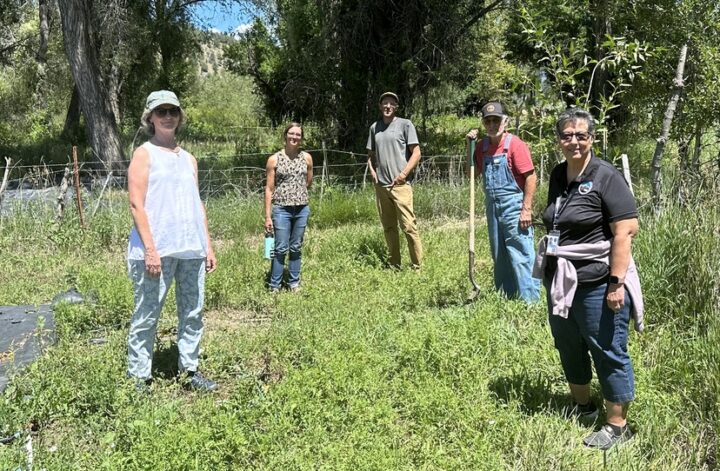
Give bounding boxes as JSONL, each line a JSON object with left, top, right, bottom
{"left": 184, "top": 371, "right": 218, "bottom": 392}
{"left": 583, "top": 423, "right": 633, "bottom": 450}
{"left": 567, "top": 401, "right": 599, "bottom": 425}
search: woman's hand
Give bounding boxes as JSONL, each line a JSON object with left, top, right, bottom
{"left": 606, "top": 283, "right": 625, "bottom": 312}
{"left": 145, "top": 248, "right": 161, "bottom": 278}
{"left": 264, "top": 217, "right": 273, "bottom": 233}
{"left": 466, "top": 129, "right": 479, "bottom": 140}
{"left": 206, "top": 248, "right": 217, "bottom": 273}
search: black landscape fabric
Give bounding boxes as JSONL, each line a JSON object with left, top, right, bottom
{"left": 0, "top": 305, "right": 56, "bottom": 392}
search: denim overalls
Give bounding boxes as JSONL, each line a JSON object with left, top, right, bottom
{"left": 481, "top": 134, "right": 540, "bottom": 302}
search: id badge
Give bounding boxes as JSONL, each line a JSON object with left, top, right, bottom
{"left": 546, "top": 230, "right": 561, "bottom": 256}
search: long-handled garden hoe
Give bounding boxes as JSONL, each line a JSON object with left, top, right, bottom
{"left": 467, "top": 138, "right": 481, "bottom": 302}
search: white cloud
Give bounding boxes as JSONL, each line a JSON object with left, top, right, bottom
{"left": 232, "top": 23, "right": 253, "bottom": 38}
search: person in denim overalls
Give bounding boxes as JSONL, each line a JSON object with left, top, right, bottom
{"left": 467, "top": 102, "right": 540, "bottom": 302}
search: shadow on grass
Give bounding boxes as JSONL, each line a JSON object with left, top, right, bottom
{"left": 489, "top": 373, "right": 570, "bottom": 417}
{"left": 152, "top": 342, "right": 180, "bottom": 379}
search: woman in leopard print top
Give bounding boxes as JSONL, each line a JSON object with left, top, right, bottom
{"left": 264, "top": 123, "right": 314, "bottom": 292}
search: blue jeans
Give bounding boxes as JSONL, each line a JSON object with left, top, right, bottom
{"left": 270, "top": 205, "right": 310, "bottom": 289}
{"left": 485, "top": 189, "right": 540, "bottom": 302}
{"left": 547, "top": 282, "right": 635, "bottom": 404}
{"left": 481, "top": 147, "right": 539, "bottom": 302}
{"left": 127, "top": 257, "right": 206, "bottom": 380}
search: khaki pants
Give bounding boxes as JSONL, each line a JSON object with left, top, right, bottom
{"left": 374, "top": 183, "right": 423, "bottom": 267}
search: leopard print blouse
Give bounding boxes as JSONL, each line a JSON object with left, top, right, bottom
{"left": 272, "top": 150, "right": 309, "bottom": 206}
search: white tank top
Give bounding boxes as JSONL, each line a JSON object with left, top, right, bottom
{"left": 127, "top": 142, "right": 208, "bottom": 260}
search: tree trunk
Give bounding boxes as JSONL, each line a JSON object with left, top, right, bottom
{"left": 716, "top": 128, "right": 720, "bottom": 174}
{"left": 650, "top": 43, "right": 687, "bottom": 210}
{"left": 37, "top": 0, "right": 50, "bottom": 64}
{"left": 691, "top": 124, "right": 702, "bottom": 172}
{"left": 107, "top": 58, "right": 123, "bottom": 127}
{"left": 57, "top": 0, "right": 126, "bottom": 171}
{"left": 34, "top": 0, "right": 51, "bottom": 122}
{"left": 589, "top": 0, "right": 611, "bottom": 115}
{"left": 678, "top": 136, "right": 690, "bottom": 171}
{"left": 62, "top": 85, "right": 82, "bottom": 142}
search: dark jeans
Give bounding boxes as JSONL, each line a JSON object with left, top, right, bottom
{"left": 548, "top": 282, "right": 635, "bottom": 404}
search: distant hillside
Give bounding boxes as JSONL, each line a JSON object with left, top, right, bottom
{"left": 197, "top": 30, "right": 234, "bottom": 77}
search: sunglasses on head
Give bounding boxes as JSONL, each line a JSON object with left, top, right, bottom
{"left": 560, "top": 132, "right": 592, "bottom": 142}
{"left": 154, "top": 107, "right": 180, "bottom": 117}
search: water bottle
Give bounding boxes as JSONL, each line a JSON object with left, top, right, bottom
{"left": 264, "top": 232, "right": 275, "bottom": 259}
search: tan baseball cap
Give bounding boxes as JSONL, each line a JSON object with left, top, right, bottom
{"left": 379, "top": 91, "right": 400, "bottom": 104}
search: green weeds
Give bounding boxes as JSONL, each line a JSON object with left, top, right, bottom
{"left": 0, "top": 185, "right": 717, "bottom": 469}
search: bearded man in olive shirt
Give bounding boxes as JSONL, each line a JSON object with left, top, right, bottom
{"left": 367, "top": 92, "right": 423, "bottom": 269}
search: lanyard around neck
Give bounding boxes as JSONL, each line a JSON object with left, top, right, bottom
{"left": 552, "top": 185, "right": 579, "bottom": 231}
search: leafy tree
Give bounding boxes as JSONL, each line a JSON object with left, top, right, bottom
{"left": 182, "top": 72, "right": 265, "bottom": 142}
{"left": 57, "top": 0, "right": 126, "bottom": 170}
{"left": 508, "top": 0, "right": 650, "bottom": 129}
{"left": 0, "top": 2, "right": 75, "bottom": 152}
{"left": 230, "top": 0, "right": 505, "bottom": 149}
{"left": 0, "top": 0, "right": 31, "bottom": 65}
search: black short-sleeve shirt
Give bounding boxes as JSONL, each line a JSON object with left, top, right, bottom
{"left": 542, "top": 156, "right": 638, "bottom": 283}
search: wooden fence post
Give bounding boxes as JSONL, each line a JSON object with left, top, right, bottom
{"left": 362, "top": 156, "right": 368, "bottom": 189}
{"left": 319, "top": 140, "right": 328, "bottom": 207}
{"left": 56, "top": 164, "right": 71, "bottom": 221}
{"left": 72, "top": 146, "right": 86, "bottom": 229}
{"left": 91, "top": 171, "right": 113, "bottom": 218}
{"left": 620, "top": 154, "right": 634, "bottom": 196}
{"left": 0, "top": 157, "right": 11, "bottom": 209}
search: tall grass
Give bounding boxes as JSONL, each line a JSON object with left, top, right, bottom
{"left": 0, "top": 183, "right": 716, "bottom": 469}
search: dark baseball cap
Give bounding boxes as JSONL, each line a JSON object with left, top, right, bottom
{"left": 481, "top": 101, "right": 505, "bottom": 118}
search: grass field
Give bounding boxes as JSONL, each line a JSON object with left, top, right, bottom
{"left": 0, "top": 183, "right": 717, "bottom": 469}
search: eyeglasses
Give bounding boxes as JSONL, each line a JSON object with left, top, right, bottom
{"left": 154, "top": 107, "right": 181, "bottom": 117}
{"left": 560, "top": 132, "right": 592, "bottom": 142}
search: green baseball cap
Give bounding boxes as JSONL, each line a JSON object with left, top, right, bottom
{"left": 145, "top": 90, "right": 181, "bottom": 111}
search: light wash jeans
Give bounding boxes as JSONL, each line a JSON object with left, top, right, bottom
{"left": 127, "top": 257, "right": 206, "bottom": 380}
{"left": 270, "top": 204, "right": 310, "bottom": 289}
{"left": 482, "top": 147, "right": 540, "bottom": 302}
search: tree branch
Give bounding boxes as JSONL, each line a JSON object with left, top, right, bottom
{"left": 458, "top": 0, "right": 505, "bottom": 37}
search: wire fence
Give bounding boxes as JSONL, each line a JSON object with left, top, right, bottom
{"left": 0, "top": 148, "right": 477, "bottom": 196}
{"left": 0, "top": 149, "right": 477, "bottom": 220}
{"left": 2, "top": 145, "right": 714, "bottom": 219}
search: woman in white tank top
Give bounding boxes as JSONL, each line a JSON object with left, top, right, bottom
{"left": 126, "top": 90, "right": 218, "bottom": 392}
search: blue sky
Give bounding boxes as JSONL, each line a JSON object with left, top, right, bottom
{"left": 192, "top": 2, "right": 258, "bottom": 34}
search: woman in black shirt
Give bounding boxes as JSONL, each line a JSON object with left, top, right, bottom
{"left": 539, "top": 108, "right": 642, "bottom": 450}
